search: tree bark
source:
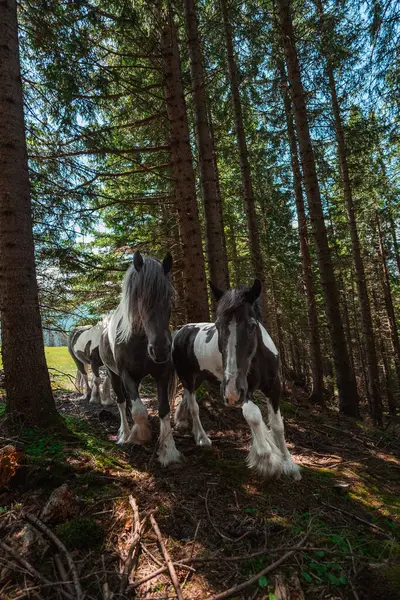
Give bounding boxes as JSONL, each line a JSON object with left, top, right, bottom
{"left": 182, "top": 0, "right": 229, "bottom": 291}
{"left": 0, "top": 0, "right": 61, "bottom": 428}
{"left": 161, "top": 8, "right": 209, "bottom": 322}
{"left": 316, "top": 0, "right": 382, "bottom": 424}
{"left": 278, "top": 59, "right": 325, "bottom": 405}
{"left": 375, "top": 209, "right": 400, "bottom": 387}
{"left": 277, "top": 0, "right": 359, "bottom": 417}
{"left": 220, "top": 0, "right": 269, "bottom": 324}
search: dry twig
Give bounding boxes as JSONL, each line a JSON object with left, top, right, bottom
{"left": 321, "top": 501, "right": 390, "bottom": 537}
{"left": 25, "top": 513, "right": 83, "bottom": 600}
{"left": 0, "top": 542, "right": 73, "bottom": 600}
{"left": 120, "top": 495, "right": 146, "bottom": 596}
{"left": 205, "top": 530, "right": 310, "bottom": 600}
{"left": 150, "top": 513, "right": 184, "bottom": 600}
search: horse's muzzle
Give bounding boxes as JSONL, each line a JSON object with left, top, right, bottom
{"left": 148, "top": 344, "right": 170, "bottom": 364}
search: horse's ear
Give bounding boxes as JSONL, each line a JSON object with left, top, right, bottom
{"left": 209, "top": 280, "right": 224, "bottom": 302}
{"left": 245, "top": 279, "right": 262, "bottom": 304}
{"left": 162, "top": 252, "right": 173, "bottom": 275}
{"left": 133, "top": 251, "right": 144, "bottom": 272}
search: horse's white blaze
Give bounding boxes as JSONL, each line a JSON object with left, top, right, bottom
{"left": 242, "top": 400, "right": 283, "bottom": 478}
{"left": 192, "top": 323, "right": 223, "bottom": 381}
{"left": 258, "top": 323, "right": 278, "bottom": 356}
{"left": 224, "top": 319, "right": 239, "bottom": 404}
{"left": 158, "top": 415, "right": 182, "bottom": 466}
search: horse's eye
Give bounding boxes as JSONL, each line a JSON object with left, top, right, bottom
{"left": 249, "top": 320, "right": 257, "bottom": 332}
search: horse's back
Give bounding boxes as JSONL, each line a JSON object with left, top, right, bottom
{"left": 172, "top": 322, "right": 223, "bottom": 387}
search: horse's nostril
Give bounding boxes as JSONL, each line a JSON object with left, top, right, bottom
{"left": 148, "top": 345, "right": 156, "bottom": 359}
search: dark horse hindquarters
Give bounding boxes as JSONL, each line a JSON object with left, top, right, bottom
{"left": 172, "top": 281, "right": 301, "bottom": 480}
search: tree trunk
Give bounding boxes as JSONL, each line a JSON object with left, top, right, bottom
{"left": 375, "top": 209, "right": 400, "bottom": 387}
{"left": 278, "top": 59, "right": 325, "bottom": 405}
{"left": 182, "top": 0, "right": 229, "bottom": 291}
{"left": 277, "top": 0, "right": 359, "bottom": 417}
{"left": 220, "top": 0, "right": 269, "bottom": 324}
{"left": 372, "top": 289, "right": 397, "bottom": 416}
{"left": 316, "top": 0, "right": 382, "bottom": 424}
{"left": 389, "top": 214, "right": 400, "bottom": 279}
{"left": 0, "top": 0, "right": 61, "bottom": 429}
{"left": 161, "top": 9, "right": 209, "bottom": 322}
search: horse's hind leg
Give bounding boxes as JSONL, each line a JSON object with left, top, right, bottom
{"left": 89, "top": 360, "right": 102, "bottom": 404}
{"left": 175, "top": 378, "right": 211, "bottom": 446}
{"left": 121, "top": 372, "right": 151, "bottom": 444}
{"left": 101, "top": 374, "right": 113, "bottom": 406}
{"left": 264, "top": 379, "right": 301, "bottom": 481}
{"left": 157, "top": 376, "right": 182, "bottom": 466}
{"left": 74, "top": 359, "right": 91, "bottom": 401}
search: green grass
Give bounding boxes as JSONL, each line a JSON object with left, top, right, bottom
{"left": 0, "top": 346, "right": 76, "bottom": 391}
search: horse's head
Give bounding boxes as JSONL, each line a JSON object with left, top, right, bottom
{"left": 132, "top": 251, "right": 173, "bottom": 363}
{"left": 209, "top": 279, "right": 261, "bottom": 406}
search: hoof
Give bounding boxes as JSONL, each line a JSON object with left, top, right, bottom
{"left": 127, "top": 423, "right": 152, "bottom": 445}
{"left": 196, "top": 435, "right": 212, "bottom": 448}
{"left": 246, "top": 449, "right": 283, "bottom": 480}
{"left": 89, "top": 395, "right": 101, "bottom": 404}
{"left": 101, "top": 397, "right": 114, "bottom": 406}
{"left": 158, "top": 447, "right": 183, "bottom": 467}
{"left": 283, "top": 459, "right": 302, "bottom": 481}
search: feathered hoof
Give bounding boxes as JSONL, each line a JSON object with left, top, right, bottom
{"left": 246, "top": 449, "right": 284, "bottom": 480}
{"left": 101, "top": 397, "right": 114, "bottom": 406}
{"left": 116, "top": 427, "right": 130, "bottom": 445}
{"left": 174, "top": 419, "right": 189, "bottom": 432}
{"left": 89, "top": 394, "right": 101, "bottom": 404}
{"left": 283, "top": 459, "right": 302, "bottom": 481}
{"left": 158, "top": 446, "right": 183, "bottom": 467}
{"left": 195, "top": 434, "right": 212, "bottom": 448}
{"left": 127, "top": 423, "right": 152, "bottom": 445}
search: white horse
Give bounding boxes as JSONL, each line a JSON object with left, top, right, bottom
{"left": 68, "top": 318, "right": 112, "bottom": 405}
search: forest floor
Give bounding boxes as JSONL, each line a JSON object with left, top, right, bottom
{"left": 0, "top": 364, "right": 399, "bottom": 600}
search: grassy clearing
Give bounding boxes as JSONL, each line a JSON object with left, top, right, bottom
{"left": 0, "top": 346, "right": 76, "bottom": 393}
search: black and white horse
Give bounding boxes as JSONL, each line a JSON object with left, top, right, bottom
{"left": 99, "top": 251, "right": 181, "bottom": 467}
{"left": 172, "top": 280, "right": 301, "bottom": 480}
{"left": 68, "top": 318, "right": 112, "bottom": 405}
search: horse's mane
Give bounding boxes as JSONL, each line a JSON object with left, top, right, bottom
{"left": 115, "top": 256, "right": 173, "bottom": 344}
{"left": 216, "top": 285, "right": 261, "bottom": 321}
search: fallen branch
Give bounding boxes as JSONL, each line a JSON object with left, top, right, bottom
{"left": 205, "top": 531, "right": 310, "bottom": 600}
{"left": 0, "top": 541, "right": 73, "bottom": 600}
{"left": 321, "top": 501, "right": 390, "bottom": 537}
{"left": 25, "top": 513, "right": 83, "bottom": 600}
{"left": 150, "top": 513, "right": 184, "bottom": 600}
{"left": 120, "top": 495, "right": 145, "bottom": 596}
{"left": 54, "top": 553, "right": 75, "bottom": 598}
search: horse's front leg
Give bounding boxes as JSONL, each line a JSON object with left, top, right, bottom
{"left": 157, "top": 377, "right": 182, "bottom": 466}
{"left": 264, "top": 380, "right": 301, "bottom": 481}
{"left": 242, "top": 398, "right": 283, "bottom": 479}
{"left": 121, "top": 372, "right": 151, "bottom": 444}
